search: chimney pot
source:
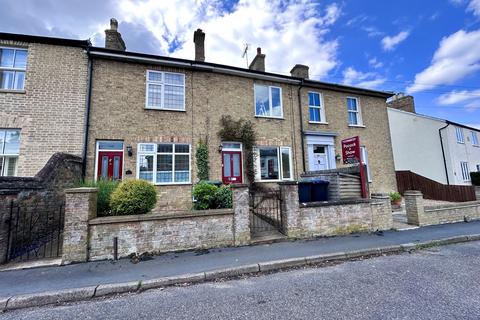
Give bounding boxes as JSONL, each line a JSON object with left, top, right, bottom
{"left": 249, "top": 47, "right": 266, "bottom": 72}
{"left": 290, "top": 64, "right": 309, "bottom": 79}
{"left": 105, "top": 18, "right": 126, "bottom": 51}
{"left": 193, "top": 28, "right": 205, "bottom": 62}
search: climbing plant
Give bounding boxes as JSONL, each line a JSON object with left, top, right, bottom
{"left": 218, "top": 115, "right": 257, "bottom": 186}
{"left": 196, "top": 139, "right": 209, "bottom": 181}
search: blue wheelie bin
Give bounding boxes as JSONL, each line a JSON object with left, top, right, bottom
{"left": 311, "top": 179, "right": 329, "bottom": 202}
{"left": 298, "top": 181, "right": 313, "bottom": 203}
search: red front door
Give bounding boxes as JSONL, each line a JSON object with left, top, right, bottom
{"left": 222, "top": 151, "right": 242, "bottom": 184}
{"left": 97, "top": 151, "right": 123, "bottom": 180}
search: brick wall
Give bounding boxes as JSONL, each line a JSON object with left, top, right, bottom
{"left": 86, "top": 58, "right": 396, "bottom": 211}
{"left": 0, "top": 39, "right": 88, "bottom": 177}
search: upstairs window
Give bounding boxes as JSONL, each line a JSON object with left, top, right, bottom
{"left": 146, "top": 70, "right": 185, "bottom": 111}
{"left": 455, "top": 127, "right": 464, "bottom": 143}
{"left": 0, "top": 129, "right": 20, "bottom": 176}
{"left": 0, "top": 47, "right": 27, "bottom": 90}
{"left": 308, "top": 92, "right": 326, "bottom": 123}
{"left": 137, "top": 143, "right": 190, "bottom": 184}
{"left": 471, "top": 131, "right": 479, "bottom": 146}
{"left": 254, "top": 84, "right": 283, "bottom": 118}
{"left": 347, "top": 97, "right": 362, "bottom": 126}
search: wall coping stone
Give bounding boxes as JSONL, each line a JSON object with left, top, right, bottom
{"left": 230, "top": 184, "right": 249, "bottom": 189}
{"left": 300, "top": 198, "right": 370, "bottom": 208}
{"left": 65, "top": 187, "right": 98, "bottom": 194}
{"left": 424, "top": 201, "right": 480, "bottom": 212}
{"left": 404, "top": 190, "right": 422, "bottom": 195}
{"left": 89, "top": 209, "right": 234, "bottom": 225}
{"left": 278, "top": 181, "right": 298, "bottom": 185}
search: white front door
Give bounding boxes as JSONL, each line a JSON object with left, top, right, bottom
{"left": 311, "top": 145, "right": 329, "bottom": 171}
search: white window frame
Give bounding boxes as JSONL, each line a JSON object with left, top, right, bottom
{"left": 94, "top": 140, "right": 125, "bottom": 182}
{"left": 0, "top": 129, "right": 21, "bottom": 177}
{"left": 347, "top": 97, "right": 363, "bottom": 127}
{"left": 455, "top": 127, "right": 465, "bottom": 144}
{"left": 460, "top": 161, "right": 470, "bottom": 181}
{"left": 137, "top": 143, "right": 191, "bottom": 185}
{"left": 471, "top": 131, "right": 479, "bottom": 146}
{"left": 255, "top": 146, "right": 293, "bottom": 182}
{"left": 254, "top": 84, "right": 283, "bottom": 119}
{"left": 145, "top": 70, "right": 185, "bottom": 111}
{"left": 0, "top": 46, "right": 28, "bottom": 91}
{"left": 308, "top": 91, "right": 327, "bottom": 124}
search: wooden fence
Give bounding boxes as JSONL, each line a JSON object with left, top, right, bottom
{"left": 396, "top": 170, "right": 476, "bottom": 202}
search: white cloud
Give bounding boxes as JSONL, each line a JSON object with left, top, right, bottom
{"left": 362, "top": 26, "right": 384, "bottom": 38}
{"left": 368, "top": 57, "right": 383, "bottom": 69}
{"left": 381, "top": 31, "right": 410, "bottom": 51}
{"left": 115, "top": 0, "right": 341, "bottom": 78}
{"left": 437, "top": 89, "right": 480, "bottom": 105}
{"left": 467, "top": 0, "right": 480, "bottom": 16}
{"left": 342, "top": 67, "right": 386, "bottom": 89}
{"left": 407, "top": 29, "right": 480, "bottom": 94}
{"left": 465, "top": 123, "right": 480, "bottom": 129}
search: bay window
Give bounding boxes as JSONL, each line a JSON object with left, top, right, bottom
{"left": 0, "top": 47, "right": 27, "bottom": 91}
{"left": 137, "top": 143, "right": 191, "bottom": 184}
{"left": 256, "top": 146, "right": 292, "bottom": 181}
{"left": 254, "top": 84, "right": 283, "bottom": 118}
{"left": 0, "top": 129, "right": 20, "bottom": 176}
{"left": 146, "top": 70, "right": 185, "bottom": 111}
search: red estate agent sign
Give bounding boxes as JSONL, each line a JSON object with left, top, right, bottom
{"left": 341, "top": 136, "right": 368, "bottom": 198}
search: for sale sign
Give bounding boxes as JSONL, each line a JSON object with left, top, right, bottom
{"left": 341, "top": 136, "right": 361, "bottom": 164}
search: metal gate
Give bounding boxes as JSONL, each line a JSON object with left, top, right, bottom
{"left": 5, "top": 200, "right": 65, "bottom": 263}
{"left": 250, "top": 190, "right": 284, "bottom": 235}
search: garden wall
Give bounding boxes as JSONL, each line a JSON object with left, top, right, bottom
{"left": 405, "top": 190, "right": 480, "bottom": 226}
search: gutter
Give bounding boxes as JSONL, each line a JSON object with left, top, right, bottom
{"left": 81, "top": 48, "right": 93, "bottom": 180}
{"left": 297, "top": 80, "right": 306, "bottom": 173}
{"left": 438, "top": 123, "right": 450, "bottom": 185}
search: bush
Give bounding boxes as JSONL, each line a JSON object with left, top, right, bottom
{"left": 471, "top": 172, "right": 480, "bottom": 186}
{"left": 193, "top": 182, "right": 233, "bottom": 210}
{"left": 75, "top": 179, "right": 119, "bottom": 216}
{"left": 389, "top": 191, "right": 402, "bottom": 202}
{"left": 110, "top": 179, "right": 157, "bottom": 215}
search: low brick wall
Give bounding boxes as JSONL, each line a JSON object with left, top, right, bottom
{"left": 405, "top": 190, "right": 480, "bottom": 226}
{"left": 476, "top": 186, "right": 480, "bottom": 201}
{"left": 88, "top": 210, "right": 235, "bottom": 261}
{"left": 279, "top": 182, "right": 392, "bottom": 238}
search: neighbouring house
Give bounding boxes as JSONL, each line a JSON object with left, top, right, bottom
{"left": 388, "top": 94, "right": 480, "bottom": 186}
{"left": 0, "top": 32, "right": 90, "bottom": 177}
{"left": 84, "top": 19, "right": 397, "bottom": 210}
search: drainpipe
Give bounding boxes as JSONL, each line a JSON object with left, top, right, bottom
{"left": 81, "top": 48, "right": 93, "bottom": 180}
{"left": 297, "top": 80, "right": 306, "bottom": 173}
{"left": 439, "top": 122, "right": 450, "bottom": 185}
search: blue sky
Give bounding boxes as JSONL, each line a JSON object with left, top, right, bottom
{"left": 0, "top": 0, "right": 479, "bottom": 127}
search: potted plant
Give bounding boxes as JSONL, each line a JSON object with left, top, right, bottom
{"left": 389, "top": 191, "right": 402, "bottom": 205}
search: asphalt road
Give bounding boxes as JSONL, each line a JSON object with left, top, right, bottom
{"left": 2, "top": 241, "right": 480, "bottom": 320}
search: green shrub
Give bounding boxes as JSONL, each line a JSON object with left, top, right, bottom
{"left": 193, "top": 182, "right": 233, "bottom": 210}
{"left": 192, "top": 181, "right": 218, "bottom": 210}
{"left": 110, "top": 179, "right": 157, "bottom": 215}
{"left": 471, "top": 172, "right": 480, "bottom": 186}
{"left": 75, "top": 179, "right": 119, "bottom": 216}
{"left": 389, "top": 191, "right": 402, "bottom": 202}
{"left": 213, "top": 185, "right": 233, "bottom": 209}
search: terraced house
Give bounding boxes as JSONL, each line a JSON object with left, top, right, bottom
{"left": 0, "top": 33, "right": 90, "bottom": 177}
{"left": 84, "top": 20, "right": 397, "bottom": 210}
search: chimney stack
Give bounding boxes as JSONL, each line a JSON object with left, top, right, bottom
{"left": 249, "top": 47, "right": 265, "bottom": 72}
{"left": 387, "top": 93, "right": 416, "bottom": 113}
{"left": 105, "top": 18, "right": 126, "bottom": 51}
{"left": 193, "top": 29, "right": 205, "bottom": 62}
{"left": 290, "top": 64, "right": 309, "bottom": 79}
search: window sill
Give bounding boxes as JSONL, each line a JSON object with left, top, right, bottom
{"left": 309, "top": 121, "right": 328, "bottom": 125}
{"left": 255, "top": 115, "right": 284, "bottom": 120}
{"left": 457, "top": 142, "right": 465, "bottom": 144}
{"left": 153, "top": 182, "right": 192, "bottom": 186}
{"left": 348, "top": 124, "right": 366, "bottom": 128}
{"left": 0, "top": 89, "right": 26, "bottom": 94}
{"left": 145, "top": 107, "right": 186, "bottom": 112}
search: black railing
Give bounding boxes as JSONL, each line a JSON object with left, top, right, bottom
{"left": 250, "top": 190, "right": 284, "bottom": 235}
{"left": 5, "top": 200, "right": 65, "bottom": 263}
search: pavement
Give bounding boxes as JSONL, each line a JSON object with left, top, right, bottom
{"left": 1, "top": 220, "right": 480, "bottom": 312}
{"left": 3, "top": 241, "right": 480, "bottom": 319}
